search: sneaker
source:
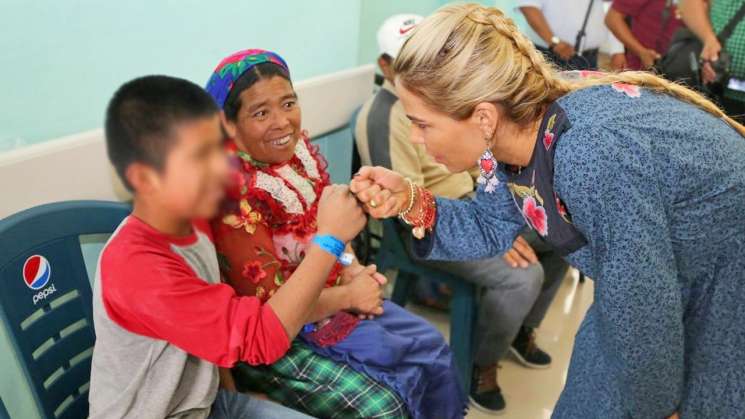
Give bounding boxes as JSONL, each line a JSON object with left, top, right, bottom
{"left": 510, "top": 326, "right": 552, "bottom": 369}
{"left": 469, "top": 364, "right": 506, "bottom": 415}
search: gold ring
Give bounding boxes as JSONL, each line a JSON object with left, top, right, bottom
{"left": 370, "top": 200, "right": 378, "bottom": 208}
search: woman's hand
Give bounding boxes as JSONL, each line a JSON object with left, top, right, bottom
{"left": 502, "top": 235, "right": 539, "bottom": 268}
{"left": 317, "top": 184, "right": 367, "bottom": 242}
{"left": 343, "top": 264, "right": 386, "bottom": 317}
{"left": 350, "top": 166, "right": 408, "bottom": 219}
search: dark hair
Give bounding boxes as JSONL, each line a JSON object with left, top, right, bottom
{"left": 105, "top": 75, "right": 219, "bottom": 191}
{"left": 380, "top": 53, "right": 393, "bottom": 64}
{"left": 223, "top": 62, "right": 292, "bottom": 121}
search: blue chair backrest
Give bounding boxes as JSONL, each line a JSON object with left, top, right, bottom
{"left": 0, "top": 201, "right": 130, "bottom": 419}
{"left": 0, "top": 397, "right": 9, "bottom": 419}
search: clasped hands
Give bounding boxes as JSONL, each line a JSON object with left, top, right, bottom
{"left": 347, "top": 166, "right": 539, "bottom": 268}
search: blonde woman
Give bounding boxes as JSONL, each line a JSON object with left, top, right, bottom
{"left": 350, "top": 3, "right": 745, "bottom": 418}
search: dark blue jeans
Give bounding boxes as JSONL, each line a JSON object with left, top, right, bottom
{"left": 207, "top": 390, "right": 313, "bottom": 419}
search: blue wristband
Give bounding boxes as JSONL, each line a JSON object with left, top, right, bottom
{"left": 312, "top": 234, "right": 345, "bottom": 259}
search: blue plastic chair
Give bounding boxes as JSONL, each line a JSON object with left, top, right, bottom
{"left": 0, "top": 201, "right": 131, "bottom": 419}
{"left": 375, "top": 218, "right": 478, "bottom": 394}
{"left": 0, "top": 397, "right": 9, "bottom": 419}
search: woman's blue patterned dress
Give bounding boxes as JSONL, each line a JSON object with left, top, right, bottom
{"left": 412, "top": 85, "right": 745, "bottom": 418}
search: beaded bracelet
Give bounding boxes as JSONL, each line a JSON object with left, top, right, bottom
{"left": 398, "top": 184, "right": 437, "bottom": 239}
{"left": 399, "top": 178, "right": 417, "bottom": 219}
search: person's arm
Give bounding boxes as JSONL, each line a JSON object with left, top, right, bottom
{"left": 267, "top": 185, "right": 367, "bottom": 337}
{"left": 350, "top": 166, "right": 525, "bottom": 262}
{"left": 557, "top": 126, "right": 683, "bottom": 417}
{"left": 606, "top": 2, "right": 660, "bottom": 68}
{"left": 679, "top": 0, "right": 720, "bottom": 83}
{"left": 413, "top": 179, "right": 526, "bottom": 261}
{"left": 602, "top": 13, "right": 628, "bottom": 70}
{"left": 102, "top": 250, "right": 296, "bottom": 367}
{"left": 518, "top": 5, "right": 576, "bottom": 60}
{"left": 679, "top": 0, "right": 717, "bottom": 53}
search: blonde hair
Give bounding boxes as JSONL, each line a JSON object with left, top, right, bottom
{"left": 393, "top": 3, "right": 745, "bottom": 136}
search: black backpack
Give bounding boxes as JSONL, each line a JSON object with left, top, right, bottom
{"left": 655, "top": 2, "right": 745, "bottom": 94}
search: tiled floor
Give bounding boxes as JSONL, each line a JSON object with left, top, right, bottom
{"left": 406, "top": 270, "right": 595, "bottom": 419}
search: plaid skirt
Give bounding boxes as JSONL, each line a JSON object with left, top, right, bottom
{"left": 233, "top": 340, "right": 408, "bottom": 419}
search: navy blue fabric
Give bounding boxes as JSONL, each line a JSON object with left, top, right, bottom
{"left": 502, "top": 102, "right": 588, "bottom": 255}
{"left": 413, "top": 85, "right": 745, "bottom": 418}
{"left": 303, "top": 301, "right": 467, "bottom": 419}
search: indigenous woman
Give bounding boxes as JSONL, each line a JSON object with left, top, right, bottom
{"left": 206, "top": 49, "right": 466, "bottom": 419}
{"left": 351, "top": 4, "right": 745, "bottom": 419}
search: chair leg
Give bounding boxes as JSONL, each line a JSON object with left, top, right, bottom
{"left": 391, "top": 271, "right": 417, "bottom": 307}
{"left": 449, "top": 284, "right": 476, "bottom": 395}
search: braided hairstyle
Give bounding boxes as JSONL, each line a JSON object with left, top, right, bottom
{"left": 393, "top": 3, "right": 745, "bottom": 136}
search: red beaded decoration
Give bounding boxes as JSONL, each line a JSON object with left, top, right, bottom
{"left": 401, "top": 185, "right": 437, "bottom": 239}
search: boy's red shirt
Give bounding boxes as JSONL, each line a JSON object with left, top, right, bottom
{"left": 97, "top": 215, "right": 290, "bottom": 367}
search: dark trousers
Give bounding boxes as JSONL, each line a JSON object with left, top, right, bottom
{"left": 536, "top": 45, "right": 599, "bottom": 71}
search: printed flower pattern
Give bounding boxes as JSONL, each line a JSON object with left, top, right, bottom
{"left": 579, "top": 70, "right": 605, "bottom": 79}
{"left": 543, "top": 113, "right": 557, "bottom": 150}
{"left": 555, "top": 193, "right": 571, "bottom": 223}
{"left": 522, "top": 196, "right": 548, "bottom": 236}
{"left": 242, "top": 260, "right": 267, "bottom": 284}
{"left": 612, "top": 82, "right": 641, "bottom": 98}
{"left": 223, "top": 199, "right": 262, "bottom": 234}
{"left": 543, "top": 131, "right": 555, "bottom": 150}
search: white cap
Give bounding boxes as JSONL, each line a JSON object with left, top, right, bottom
{"left": 377, "top": 14, "right": 424, "bottom": 59}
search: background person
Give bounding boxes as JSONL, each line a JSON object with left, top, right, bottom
{"left": 518, "top": 0, "right": 626, "bottom": 70}
{"left": 679, "top": 0, "right": 745, "bottom": 122}
{"left": 605, "top": 0, "right": 683, "bottom": 70}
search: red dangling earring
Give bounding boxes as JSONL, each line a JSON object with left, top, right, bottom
{"left": 477, "top": 138, "right": 500, "bottom": 193}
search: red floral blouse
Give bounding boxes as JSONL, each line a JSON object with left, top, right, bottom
{"left": 212, "top": 133, "right": 342, "bottom": 300}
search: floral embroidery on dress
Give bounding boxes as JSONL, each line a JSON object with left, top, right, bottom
{"left": 555, "top": 192, "right": 571, "bottom": 223}
{"left": 543, "top": 114, "right": 557, "bottom": 150}
{"left": 508, "top": 180, "right": 549, "bottom": 236}
{"left": 242, "top": 260, "right": 268, "bottom": 284}
{"left": 273, "top": 232, "right": 310, "bottom": 265}
{"left": 612, "top": 82, "right": 641, "bottom": 98}
{"left": 522, "top": 196, "right": 548, "bottom": 236}
{"left": 579, "top": 70, "right": 605, "bottom": 79}
{"left": 222, "top": 199, "right": 262, "bottom": 234}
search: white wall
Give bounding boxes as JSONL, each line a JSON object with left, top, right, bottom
{"left": 0, "top": 65, "right": 375, "bottom": 219}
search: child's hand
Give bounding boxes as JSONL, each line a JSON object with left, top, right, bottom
{"left": 317, "top": 185, "right": 367, "bottom": 243}
{"left": 344, "top": 265, "right": 386, "bottom": 317}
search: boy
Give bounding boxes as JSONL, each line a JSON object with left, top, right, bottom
{"left": 88, "top": 75, "right": 368, "bottom": 418}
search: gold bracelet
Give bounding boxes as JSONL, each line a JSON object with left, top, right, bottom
{"left": 398, "top": 178, "right": 417, "bottom": 223}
